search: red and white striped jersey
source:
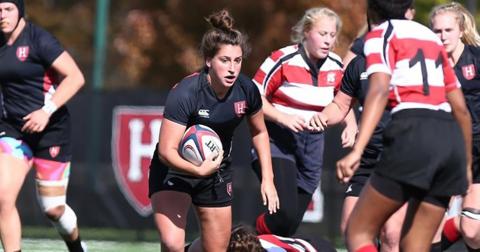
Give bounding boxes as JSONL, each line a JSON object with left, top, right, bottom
{"left": 253, "top": 44, "right": 343, "bottom": 122}
{"left": 364, "top": 20, "right": 459, "bottom": 113}
{"left": 258, "top": 234, "right": 317, "bottom": 252}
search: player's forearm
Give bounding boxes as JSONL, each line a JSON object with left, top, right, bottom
{"left": 252, "top": 133, "right": 274, "bottom": 181}
{"left": 249, "top": 112, "right": 274, "bottom": 181}
{"left": 323, "top": 91, "right": 354, "bottom": 126}
{"left": 261, "top": 96, "right": 284, "bottom": 124}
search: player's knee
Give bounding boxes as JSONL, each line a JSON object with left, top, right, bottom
{"left": 160, "top": 234, "right": 185, "bottom": 252}
{"left": 460, "top": 208, "right": 480, "bottom": 246}
{"left": 460, "top": 226, "right": 480, "bottom": 246}
{"left": 51, "top": 204, "right": 78, "bottom": 235}
{"left": 380, "top": 227, "right": 400, "bottom": 248}
{"left": 44, "top": 204, "right": 65, "bottom": 221}
{"left": 0, "top": 197, "right": 16, "bottom": 214}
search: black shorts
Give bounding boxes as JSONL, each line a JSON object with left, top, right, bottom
{"left": 370, "top": 172, "right": 450, "bottom": 208}
{"left": 471, "top": 135, "right": 480, "bottom": 183}
{"left": 376, "top": 109, "right": 468, "bottom": 197}
{"left": 148, "top": 153, "right": 233, "bottom": 207}
{"left": 0, "top": 113, "right": 71, "bottom": 162}
{"left": 345, "top": 174, "right": 369, "bottom": 197}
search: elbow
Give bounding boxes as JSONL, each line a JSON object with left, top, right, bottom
{"left": 158, "top": 147, "right": 168, "bottom": 163}
{"left": 77, "top": 72, "right": 86, "bottom": 89}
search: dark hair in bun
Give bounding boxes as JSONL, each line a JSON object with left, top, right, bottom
{"left": 200, "top": 9, "right": 251, "bottom": 59}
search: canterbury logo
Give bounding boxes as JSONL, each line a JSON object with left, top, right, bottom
{"left": 198, "top": 109, "right": 210, "bottom": 118}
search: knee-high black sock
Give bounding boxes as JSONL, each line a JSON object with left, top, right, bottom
{"left": 65, "top": 236, "right": 84, "bottom": 252}
{"left": 253, "top": 158, "right": 299, "bottom": 236}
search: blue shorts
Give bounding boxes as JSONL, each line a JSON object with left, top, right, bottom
{"left": 252, "top": 122, "right": 324, "bottom": 194}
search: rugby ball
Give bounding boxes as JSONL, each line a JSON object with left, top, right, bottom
{"left": 180, "top": 124, "right": 223, "bottom": 166}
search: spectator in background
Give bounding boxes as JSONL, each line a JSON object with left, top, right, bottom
{"left": 0, "top": 0, "right": 86, "bottom": 251}
{"left": 252, "top": 6, "right": 357, "bottom": 237}
{"left": 430, "top": 2, "right": 480, "bottom": 251}
{"left": 332, "top": 0, "right": 472, "bottom": 251}
{"left": 148, "top": 9, "right": 278, "bottom": 252}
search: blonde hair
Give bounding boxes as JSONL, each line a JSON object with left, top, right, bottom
{"left": 429, "top": 2, "right": 480, "bottom": 46}
{"left": 291, "top": 7, "right": 342, "bottom": 43}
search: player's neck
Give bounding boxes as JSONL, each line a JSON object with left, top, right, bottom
{"left": 206, "top": 75, "right": 228, "bottom": 99}
{"left": 6, "top": 18, "right": 25, "bottom": 46}
{"left": 450, "top": 42, "right": 465, "bottom": 66}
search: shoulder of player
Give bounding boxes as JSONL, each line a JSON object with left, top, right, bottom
{"left": 170, "top": 71, "right": 204, "bottom": 94}
{"left": 25, "top": 22, "right": 54, "bottom": 40}
{"left": 346, "top": 54, "right": 366, "bottom": 72}
{"left": 326, "top": 51, "right": 343, "bottom": 69}
{"left": 464, "top": 44, "right": 480, "bottom": 58}
{"left": 267, "top": 44, "right": 301, "bottom": 63}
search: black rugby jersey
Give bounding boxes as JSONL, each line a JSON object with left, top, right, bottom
{"left": 454, "top": 44, "right": 480, "bottom": 135}
{"left": 340, "top": 55, "right": 390, "bottom": 173}
{"left": 0, "top": 22, "right": 67, "bottom": 127}
{"left": 164, "top": 68, "right": 262, "bottom": 162}
{"left": 349, "top": 35, "right": 366, "bottom": 57}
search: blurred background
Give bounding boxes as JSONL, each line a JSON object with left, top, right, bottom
{"left": 17, "top": 0, "right": 479, "bottom": 248}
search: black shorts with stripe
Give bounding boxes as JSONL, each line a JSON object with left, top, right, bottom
{"left": 148, "top": 147, "right": 233, "bottom": 207}
{"left": 375, "top": 109, "right": 468, "bottom": 197}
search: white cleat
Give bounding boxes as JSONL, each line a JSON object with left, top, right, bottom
{"left": 81, "top": 241, "right": 88, "bottom": 252}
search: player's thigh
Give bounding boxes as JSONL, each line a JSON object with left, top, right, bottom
{"left": 401, "top": 199, "right": 446, "bottom": 252}
{"left": 0, "top": 137, "right": 32, "bottom": 203}
{"left": 33, "top": 143, "right": 72, "bottom": 197}
{"left": 195, "top": 205, "right": 232, "bottom": 250}
{"left": 341, "top": 196, "right": 358, "bottom": 235}
{"left": 382, "top": 202, "right": 407, "bottom": 235}
{"left": 346, "top": 181, "right": 403, "bottom": 251}
{"left": 151, "top": 191, "right": 191, "bottom": 240}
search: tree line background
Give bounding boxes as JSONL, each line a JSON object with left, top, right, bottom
{"left": 26, "top": 0, "right": 479, "bottom": 91}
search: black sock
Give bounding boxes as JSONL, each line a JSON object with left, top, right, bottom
{"left": 65, "top": 236, "right": 84, "bottom": 252}
{"left": 430, "top": 241, "right": 442, "bottom": 252}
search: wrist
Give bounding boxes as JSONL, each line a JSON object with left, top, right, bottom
{"left": 42, "top": 99, "right": 58, "bottom": 115}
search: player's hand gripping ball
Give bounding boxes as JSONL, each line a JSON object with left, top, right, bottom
{"left": 180, "top": 124, "right": 223, "bottom": 166}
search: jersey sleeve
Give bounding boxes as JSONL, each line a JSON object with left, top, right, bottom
{"left": 350, "top": 35, "right": 365, "bottom": 56}
{"left": 340, "top": 56, "right": 364, "bottom": 98}
{"left": 440, "top": 49, "right": 460, "bottom": 92}
{"left": 34, "top": 26, "right": 64, "bottom": 67}
{"left": 252, "top": 49, "right": 285, "bottom": 98}
{"left": 364, "top": 24, "right": 394, "bottom": 76}
{"left": 163, "top": 82, "right": 194, "bottom": 126}
{"left": 246, "top": 78, "right": 262, "bottom": 116}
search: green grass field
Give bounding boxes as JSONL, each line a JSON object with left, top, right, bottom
{"left": 13, "top": 226, "right": 351, "bottom": 252}
{"left": 8, "top": 238, "right": 350, "bottom": 252}
{"left": 20, "top": 239, "right": 159, "bottom": 252}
